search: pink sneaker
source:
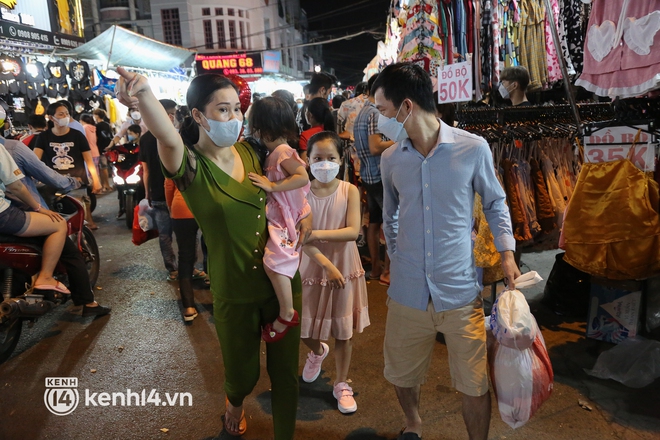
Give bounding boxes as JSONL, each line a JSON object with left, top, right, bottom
{"left": 333, "top": 382, "right": 357, "bottom": 414}
{"left": 302, "top": 342, "right": 329, "bottom": 383}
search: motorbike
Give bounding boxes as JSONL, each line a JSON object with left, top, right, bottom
{"left": 105, "top": 142, "right": 144, "bottom": 229}
{"left": 0, "top": 193, "right": 100, "bottom": 364}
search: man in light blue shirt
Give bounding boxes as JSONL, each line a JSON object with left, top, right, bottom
{"left": 373, "top": 63, "right": 520, "bottom": 440}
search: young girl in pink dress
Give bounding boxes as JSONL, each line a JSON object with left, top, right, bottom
{"left": 247, "top": 97, "right": 311, "bottom": 343}
{"left": 299, "top": 131, "right": 369, "bottom": 414}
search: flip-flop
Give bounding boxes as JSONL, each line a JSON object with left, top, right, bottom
{"left": 33, "top": 281, "right": 70, "bottom": 294}
{"left": 223, "top": 397, "right": 247, "bottom": 436}
{"left": 192, "top": 269, "right": 207, "bottom": 279}
{"left": 398, "top": 427, "right": 422, "bottom": 440}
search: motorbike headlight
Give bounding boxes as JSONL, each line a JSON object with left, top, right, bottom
{"left": 126, "top": 164, "right": 141, "bottom": 184}
{"left": 113, "top": 175, "right": 125, "bottom": 185}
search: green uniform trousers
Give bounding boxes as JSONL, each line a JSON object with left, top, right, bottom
{"left": 214, "top": 273, "right": 301, "bottom": 440}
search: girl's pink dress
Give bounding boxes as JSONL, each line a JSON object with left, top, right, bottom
{"left": 263, "top": 144, "right": 311, "bottom": 278}
{"left": 300, "top": 180, "right": 370, "bottom": 341}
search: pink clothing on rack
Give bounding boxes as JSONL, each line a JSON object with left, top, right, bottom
{"left": 300, "top": 180, "right": 369, "bottom": 341}
{"left": 577, "top": 0, "right": 660, "bottom": 98}
{"left": 262, "top": 144, "right": 311, "bottom": 278}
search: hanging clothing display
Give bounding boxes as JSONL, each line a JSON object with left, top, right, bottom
{"left": 23, "top": 60, "right": 47, "bottom": 100}
{"left": 563, "top": 157, "right": 660, "bottom": 280}
{"left": 576, "top": 0, "right": 660, "bottom": 98}
{"left": 46, "top": 60, "right": 69, "bottom": 98}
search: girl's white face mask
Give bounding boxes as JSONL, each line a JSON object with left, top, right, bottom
{"left": 310, "top": 160, "right": 340, "bottom": 183}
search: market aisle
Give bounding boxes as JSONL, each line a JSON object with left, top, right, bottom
{"left": 0, "top": 193, "right": 657, "bottom": 440}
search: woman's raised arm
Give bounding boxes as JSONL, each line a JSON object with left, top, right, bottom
{"left": 116, "top": 67, "right": 184, "bottom": 174}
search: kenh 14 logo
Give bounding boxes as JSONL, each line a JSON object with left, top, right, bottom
{"left": 44, "top": 377, "right": 79, "bottom": 416}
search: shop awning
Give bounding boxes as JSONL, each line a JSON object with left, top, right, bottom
{"left": 55, "top": 25, "right": 195, "bottom": 72}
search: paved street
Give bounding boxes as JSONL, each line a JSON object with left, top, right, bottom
{"left": 0, "top": 192, "right": 658, "bottom": 440}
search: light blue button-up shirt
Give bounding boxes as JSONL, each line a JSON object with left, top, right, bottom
{"left": 381, "top": 120, "right": 515, "bottom": 312}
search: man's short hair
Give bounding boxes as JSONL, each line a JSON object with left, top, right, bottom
{"left": 28, "top": 114, "right": 48, "bottom": 129}
{"left": 159, "top": 99, "right": 178, "bottom": 112}
{"left": 500, "top": 66, "right": 530, "bottom": 91}
{"left": 127, "top": 124, "right": 142, "bottom": 135}
{"left": 308, "top": 72, "right": 336, "bottom": 95}
{"left": 371, "top": 63, "right": 436, "bottom": 114}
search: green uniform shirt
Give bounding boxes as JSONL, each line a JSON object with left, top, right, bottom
{"left": 168, "top": 142, "right": 275, "bottom": 304}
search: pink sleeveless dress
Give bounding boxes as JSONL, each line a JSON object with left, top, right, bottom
{"left": 263, "top": 144, "right": 311, "bottom": 278}
{"left": 300, "top": 180, "right": 370, "bottom": 341}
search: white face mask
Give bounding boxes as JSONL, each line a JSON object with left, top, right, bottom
{"left": 310, "top": 160, "right": 340, "bottom": 183}
{"left": 377, "top": 103, "right": 412, "bottom": 142}
{"left": 498, "top": 83, "right": 511, "bottom": 99}
{"left": 53, "top": 116, "right": 70, "bottom": 127}
{"left": 130, "top": 111, "right": 141, "bottom": 120}
{"left": 201, "top": 114, "right": 242, "bottom": 148}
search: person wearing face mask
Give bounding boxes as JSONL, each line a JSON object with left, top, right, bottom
{"left": 299, "top": 97, "right": 335, "bottom": 162}
{"left": 34, "top": 101, "right": 101, "bottom": 195}
{"left": 138, "top": 99, "right": 179, "bottom": 281}
{"left": 498, "top": 66, "right": 532, "bottom": 107}
{"left": 107, "top": 107, "right": 148, "bottom": 149}
{"left": 298, "top": 131, "right": 369, "bottom": 415}
{"left": 373, "top": 63, "right": 520, "bottom": 440}
{"left": 353, "top": 73, "right": 393, "bottom": 286}
{"left": 115, "top": 68, "right": 312, "bottom": 440}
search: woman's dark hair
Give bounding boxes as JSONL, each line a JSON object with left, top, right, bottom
{"left": 307, "top": 131, "right": 343, "bottom": 160}
{"left": 370, "top": 63, "right": 436, "bottom": 113}
{"left": 47, "top": 100, "right": 71, "bottom": 117}
{"left": 93, "top": 108, "right": 110, "bottom": 122}
{"left": 249, "top": 96, "right": 298, "bottom": 143}
{"left": 354, "top": 81, "right": 368, "bottom": 96}
{"left": 179, "top": 74, "right": 240, "bottom": 145}
{"left": 306, "top": 97, "right": 335, "bottom": 131}
{"left": 332, "top": 95, "right": 346, "bottom": 110}
{"left": 80, "top": 113, "right": 95, "bottom": 125}
{"left": 271, "top": 89, "right": 297, "bottom": 116}
{"left": 431, "top": 91, "right": 457, "bottom": 126}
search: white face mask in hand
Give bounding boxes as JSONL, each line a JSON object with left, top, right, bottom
{"left": 377, "top": 103, "right": 412, "bottom": 142}
{"left": 201, "top": 114, "right": 242, "bottom": 148}
{"left": 310, "top": 160, "right": 340, "bottom": 183}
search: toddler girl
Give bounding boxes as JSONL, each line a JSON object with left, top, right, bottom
{"left": 247, "top": 96, "right": 311, "bottom": 342}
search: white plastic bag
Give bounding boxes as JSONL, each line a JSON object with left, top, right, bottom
{"left": 490, "top": 289, "right": 537, "bottom": 350}
{"left": 137, "top": 199, "right": 155, "bottom": 232}
{"left": 585, "top": 337, "right": 660, "bottom": 388}
{"left": 488, "top": 321, "right": 554, "bottom": 429}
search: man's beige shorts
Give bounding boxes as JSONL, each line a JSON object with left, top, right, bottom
{"left": 383, "top": 296, "right": 488, "bottom": 397}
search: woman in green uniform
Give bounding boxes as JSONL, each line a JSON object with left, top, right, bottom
{"left": 115, "top": 68, "right": 307, "bottom": 440}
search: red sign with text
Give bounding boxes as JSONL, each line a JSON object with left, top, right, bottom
{"left": 195, "top": 53, "right": 263, "bottom": 76}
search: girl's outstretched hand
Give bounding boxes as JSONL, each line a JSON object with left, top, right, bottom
{"left": 115, "top": 67, "right": 150, "bottom": 108}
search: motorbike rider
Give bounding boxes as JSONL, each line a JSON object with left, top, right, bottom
{"left": 2, "top": 136, "right": 111, "bottom": 316}
{"left": 106, "top": 107, "right": 148, "bottom": 150}
{"left": 106, "top": 124, "right": 141, "bottom": 219}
